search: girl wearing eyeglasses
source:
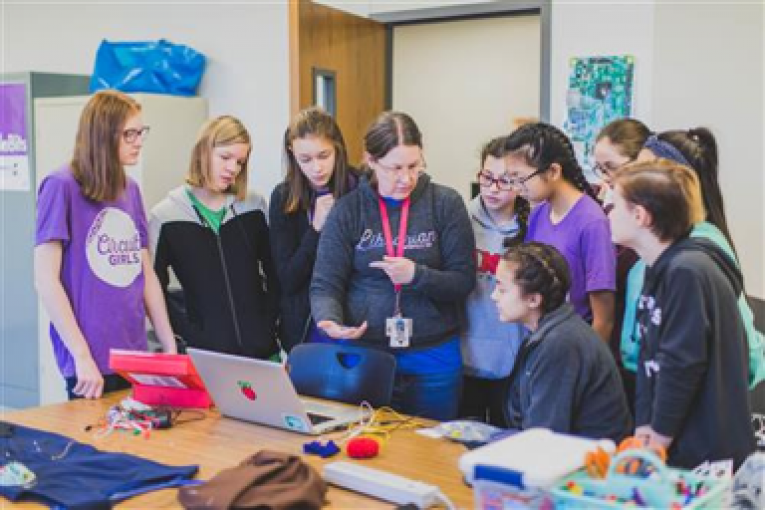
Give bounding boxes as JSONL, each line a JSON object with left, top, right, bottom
{"left": 458, "top": 136, "right": 530, "bottom": 423}
{"left": 311, "top": 111, "right": 475, "bottom": 421}
{"left": 591, "top": 118, "right": 651, "bottom": 411}
{"left": 150, "top": 116, "right": 279, "bottom": 361}
{"left": 269, "top": 107, "right": 359, "bottom": 352}
{"left": 593, "top": 118, "right": 651, "bottom": 206}
{"left": 505, "top": 123, "right": 616, "bottom": 344}
{"left": 35, "top": 90, "right": 177, "bottom": 400}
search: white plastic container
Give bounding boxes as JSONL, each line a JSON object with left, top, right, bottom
{"left": 459, "top": 428, "right": 616, "bottom": 509}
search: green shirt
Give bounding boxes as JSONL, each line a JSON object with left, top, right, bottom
{"left": 186, "top": 189, "right": 227, "bottom": 234}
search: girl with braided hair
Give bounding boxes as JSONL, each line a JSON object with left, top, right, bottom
{"left": 504, "top": 122, "right": 616, "bottom": 343}
{"left": 491, "top": 242, "right": 631, "bottom": 441}
{"left": 458, "top": 136, "right": 530, "bottom": 422}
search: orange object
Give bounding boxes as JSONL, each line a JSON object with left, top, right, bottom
{"left": 584, "top": 447, "right": 610, "bottom": 478}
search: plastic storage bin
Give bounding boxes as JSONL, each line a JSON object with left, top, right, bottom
{"left": 552, "top": 450, "right": 730, "bottom": 509}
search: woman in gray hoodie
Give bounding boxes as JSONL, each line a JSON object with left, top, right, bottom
{"left": 310, "top": 112, "right": 475, "bottom": 420}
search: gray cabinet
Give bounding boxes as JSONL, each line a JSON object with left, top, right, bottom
{"left": 0, "top": 72, "right": 90, "bottom": 409}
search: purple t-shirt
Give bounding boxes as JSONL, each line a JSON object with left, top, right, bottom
{"left": 36, "top": 167, "right": 149, "bottom": 377}
{"left": 526, "top": 194, "right": 616, "bottom": 321}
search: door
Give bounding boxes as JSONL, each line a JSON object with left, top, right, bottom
{"left": 290, "top": 0, "right": 387, "bottom": 166}
{"left": 392, "top": 14, "right": 541, "bottom": 199}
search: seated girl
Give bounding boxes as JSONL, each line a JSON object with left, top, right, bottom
{"left": 491, "top": 242, "right": 631, "bottom": 442}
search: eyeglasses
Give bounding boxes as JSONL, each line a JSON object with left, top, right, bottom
{"left": 510, "top": 168, "right": 546, "bottom": 190}
{"left": 476, "top": 170, "right": 515, "bottom": 191}
{"left": 592, "top": 160, "right": 629, "bottom": 181}
{"left": 374, "top": 156, "right": 427, "bottom": 176}
{"left": 122, "top": 126, "right": 151, "bottom": 144}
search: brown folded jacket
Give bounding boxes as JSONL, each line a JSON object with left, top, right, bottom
{"left": 178, "top": 450, "right": 327, "bottom": 510}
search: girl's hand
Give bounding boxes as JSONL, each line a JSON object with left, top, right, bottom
{"left": 73, "top": 355, "right": 105, "bottom": 399}
{"left": 369, "top": 256, "right": 416, "bottom": 285}
{"left": 317, "top": 320, "right": 368, "bottom": 340}
{"left": 312, "top": 195, "right": 336, "bottom": 232}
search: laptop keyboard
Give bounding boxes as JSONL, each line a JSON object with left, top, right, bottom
{"left": 306, "top": 412, "right": 334, "bottom": 426}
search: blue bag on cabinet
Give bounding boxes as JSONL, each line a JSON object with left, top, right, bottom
{"left": 90, "top": 39, "right": 206, "bottom": 96}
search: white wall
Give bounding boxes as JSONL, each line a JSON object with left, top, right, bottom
{"left": 2, "top": 1, "right": 291, "bottom": 197}
{"left": 550, "top": 0, "right": 655, "bottom": 128}
{"left": 392, "top": 15, "right": 540, "bottom": 199}
{"left": 651, "top": 3, "right": 764, "bottom": 299}
{"left": 551, "top": 0, "right": 764, "bottom": 299}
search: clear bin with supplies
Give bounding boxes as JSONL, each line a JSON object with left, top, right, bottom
{"left": 552, "top": 449, "right": 730, "bottom": 509}
{"left": 460, "top": 428, "right": 615, "bottom": 510}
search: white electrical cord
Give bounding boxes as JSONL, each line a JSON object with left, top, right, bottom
{"left": 434, "top": 490, "right": 457, "bottom": 510}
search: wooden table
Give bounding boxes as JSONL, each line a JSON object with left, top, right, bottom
{"left": 2, "top": 393, "right": 474, "bottom": 508}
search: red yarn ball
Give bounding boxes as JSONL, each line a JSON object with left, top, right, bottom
{"left": 346, "top": 437, "right": 380, "bottom": 459}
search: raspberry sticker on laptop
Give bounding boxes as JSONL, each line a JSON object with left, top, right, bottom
{"left": 238, "top": 380, "right": 257, "bottom": 401}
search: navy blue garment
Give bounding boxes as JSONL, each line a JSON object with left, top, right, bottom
{"left": 0, "top": 422, "right": 198, "bottom": 509}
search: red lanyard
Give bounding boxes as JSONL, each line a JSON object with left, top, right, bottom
{"left": 378, "top": 196, "right": 411, "bottom": 293}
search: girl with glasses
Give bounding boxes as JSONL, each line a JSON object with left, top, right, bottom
{"left": 35, "top": 90, "right": 177, "bottom": 400}
{"left": 591, "top": 118, "right": 651, "bottom": 413}
{"left": 150, "top": 116, "right": 279, "bottom": 360}
{"left": 311, "top": 111, "right": 475, "bottom": 420}
{"left": 269, "top": 107, "right": 359, "bottom": 352}
{"left": 458, "top": 136, "right": 530, "bottom": 423}
{"left": 504, "top": 123, "right": 616, "bottom": 344}
{"left": 593, "top": 118, "right": 651, "bottom": 204}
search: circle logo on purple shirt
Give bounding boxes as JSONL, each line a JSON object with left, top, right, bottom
{"left": 86, "top": 207, "right": 142, "bottom": 287}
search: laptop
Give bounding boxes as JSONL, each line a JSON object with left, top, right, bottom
{"left": 187, "top": 348, "right": 367, "bottom": 435}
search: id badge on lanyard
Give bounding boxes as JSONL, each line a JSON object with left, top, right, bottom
{"left": 379, "top": 196, "right": 413, "bottom": 348}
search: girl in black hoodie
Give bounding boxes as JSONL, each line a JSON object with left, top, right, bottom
{"left": 609, "top": 159, "right": 755, "bottom": 469}
{"left": 269, "top": 107, "right": 359, "bottom": 352}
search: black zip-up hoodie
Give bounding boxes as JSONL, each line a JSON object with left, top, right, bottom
{"left": 150, "top": 186, "right": 279, "bottom": 359}
{"left": 310, "top": 173, "right": 476, "bottom": 350}
{"left": 636, "top": 236, "right": 755, "bottom": 469}
{"left": 268, "top": 172, "right": 359, "bottom": 352}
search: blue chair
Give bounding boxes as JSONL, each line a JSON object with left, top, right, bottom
{"left": 287, "top": 343, "right": 397, "bottom": 408}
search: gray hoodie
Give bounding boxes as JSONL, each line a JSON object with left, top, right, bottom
{"left": 310, "top": 173, "right": 475, "bottom": 350}
{"left": 462, "top": 196, "right": 526, "bottom": 378}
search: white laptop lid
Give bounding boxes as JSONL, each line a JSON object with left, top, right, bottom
{"left": 187, "top": 348, "right": 364, "bottom": 435}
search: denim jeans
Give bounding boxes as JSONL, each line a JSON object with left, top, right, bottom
{"left": 391, "top": 367, "right": 462, "bottom": 421}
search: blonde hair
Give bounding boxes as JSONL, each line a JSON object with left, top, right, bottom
{"left": 187, "top": 116, "right": 251, "bottom": 201}
{"left": 71, "top": 90, "right": 141, "bottom": 202}
{"left": 613, "top": 159, "right": 706, "bottom": 241}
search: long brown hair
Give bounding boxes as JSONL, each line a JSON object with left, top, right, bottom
{"left": 71, "top": 90, "right": 140, "bottom": 202}
{"left": 186, "top": 116, "right": 251, "bottom": 201}
{"left": 282, "top": 107, "right": 352, "bottom": 214}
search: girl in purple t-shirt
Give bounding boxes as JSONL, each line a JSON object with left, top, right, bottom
{"left": 35, "top": 90, "right": 177, "bottom": 400}
{"left": 504, "top": 123, "right": 616, "bottom": 343}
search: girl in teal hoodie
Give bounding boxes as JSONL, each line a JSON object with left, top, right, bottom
{"left": 620, "top": 128, "right": 765, "bottom": 390}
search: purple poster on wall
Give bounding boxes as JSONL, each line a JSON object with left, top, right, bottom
{"left": 0, "top": 83, "right": 30, "bottom": 191}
